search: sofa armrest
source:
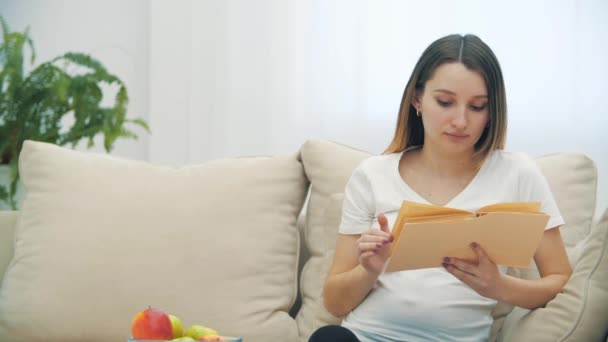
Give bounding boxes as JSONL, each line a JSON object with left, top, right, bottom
{"left": 0, "top": 211, "right": 18, "bottom": 285}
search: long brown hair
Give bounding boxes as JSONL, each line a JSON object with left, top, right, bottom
{"left": 385, "top": 34, "right": 507, "bottom": 167}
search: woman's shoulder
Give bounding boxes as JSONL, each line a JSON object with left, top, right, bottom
{"left": 351, "top": 151, "right": 402, "bottom": 177}
{"left": 490, "top": 149, "right": 540, "bottom": 174}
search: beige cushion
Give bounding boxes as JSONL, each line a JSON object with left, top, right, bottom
{"left": 0, "top": 211, "right": 18, "bottom": 285}
{"left": 498, "top": 208, "right": 608, "bottom": 341}
{"left": 295, "top": 140, "right": 370, "bottom": 342}
{"left": 536, "top": 153, "right": 597, "bottom": 251}
{"left": 0, "top": 140, "right": 307, "bottom": 342}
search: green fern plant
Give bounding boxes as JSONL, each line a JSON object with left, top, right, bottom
{"left": 0, "top": 16, "right": 150, "bottom": 209}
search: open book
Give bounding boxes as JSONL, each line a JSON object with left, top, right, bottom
{"left": 384, "top": 201, "right": 550, "bottom": 272}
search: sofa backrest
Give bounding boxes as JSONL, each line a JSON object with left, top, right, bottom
{"left": 0, "top": 139, "right": 601, "bottom": 342}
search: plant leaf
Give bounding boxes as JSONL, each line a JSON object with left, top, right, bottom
{"left": 128, "top": 118, "right": 150, "bottom": 132}
{"left": 0, "top": 14, "right": 150, "bottom": 194}
{"left": 0, "top": 184, "right": 8, "bottom": 202}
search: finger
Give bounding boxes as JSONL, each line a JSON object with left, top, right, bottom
{"left": 358, "top": 242, "right": 383, "bottom": 253}
{"left": 360, "top": 250, "right": 380, "bottom": 260}
{"left": 444, "top": 262, "right": 478, "bottom": 284}
{"left": 444, "top": 257, "right": 477, "bottom": 277}
{"left": 360, "top": 229, "right": 389, "bottom": 242}
{"left": 470, "top": 242, "right": 490, "bottom": 265}
{"left": 362, "top": 228, "right": 392, "bottom": 241}
{"left": 378, "top": 214, "right": 390, "bottom": 234}
{"left": 359, "top": 234, "right": 391, "bottom": 244}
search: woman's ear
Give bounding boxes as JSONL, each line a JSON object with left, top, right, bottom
{"left": 412, "top": 89, "right": 422, "bottom": 111}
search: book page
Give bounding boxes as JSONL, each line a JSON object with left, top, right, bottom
{"left": 390, "top": 201, "right": 475, "bottom": 255}
{"left": 399, "top": 201, "right": 473, "bottom": 218}
{"left": 477, "top": 202, "right": 541, "bottom": 214}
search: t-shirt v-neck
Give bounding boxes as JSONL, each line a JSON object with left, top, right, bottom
{"left": 393, "top": 147, "right": 494, "bottom": 208}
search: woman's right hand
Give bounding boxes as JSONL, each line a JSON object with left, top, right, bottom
{"left": 357, "top": 214, "right": 393, "bottom": 276}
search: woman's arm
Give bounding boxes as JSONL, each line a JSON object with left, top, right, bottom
{"left": 498, "top": 226, "right": 572, "bottom": 309}
{"left": 323, "top": 234, "right": 379, "bottom": 317}
{"left": 444, "top": 226, "right": 572, "bottom": 310}
{"left": 323, "top": 215, "right": 393, "bottom": 317}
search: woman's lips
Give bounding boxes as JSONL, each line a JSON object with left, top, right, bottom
{"left": 445, "top": 132, "right": 469, "bottom": 138}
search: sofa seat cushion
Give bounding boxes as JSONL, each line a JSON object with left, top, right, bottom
{"left": 0, "top": 140, "right": 308, "bottom": 342}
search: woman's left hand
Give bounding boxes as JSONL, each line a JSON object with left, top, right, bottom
{"left": 443, "top": 242, "right": 505, "bottom": 300}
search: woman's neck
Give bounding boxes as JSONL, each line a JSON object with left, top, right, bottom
{"left": 418, "top": 143, "right": 477, "bottom": 178}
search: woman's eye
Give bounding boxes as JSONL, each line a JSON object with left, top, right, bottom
{"left": 437, "top": 100, "right": 451, "bottom": 107}
{"left": 471, "top": 105, "right": 487, "bottom": 111}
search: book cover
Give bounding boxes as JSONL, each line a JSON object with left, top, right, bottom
{"left": 384, "top": 201, "right": 549, "bottom": 272}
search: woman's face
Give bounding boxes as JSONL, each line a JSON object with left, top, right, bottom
{"left": 416, "top": 62, "right": 490, "bottom": 155}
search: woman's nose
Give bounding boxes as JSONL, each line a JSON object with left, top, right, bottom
{"left": 451, "top": 107, "right": 468, "bottom": 129}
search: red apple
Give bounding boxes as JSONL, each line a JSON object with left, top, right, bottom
{"left": 131, "top": 307, "right": 174, "bottom": 340}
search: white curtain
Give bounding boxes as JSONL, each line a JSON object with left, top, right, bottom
{"left": 148, "top": 0, "right": 608, "bottom": 214}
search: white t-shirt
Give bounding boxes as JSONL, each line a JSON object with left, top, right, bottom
{"left": 339, "top": 148, "right": 564, "bottom": 342}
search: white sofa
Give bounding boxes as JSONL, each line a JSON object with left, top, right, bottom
{"left": 0, "top": 139, "right": 606, "bottom": 342}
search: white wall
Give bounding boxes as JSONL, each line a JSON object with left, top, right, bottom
{"left": 149, "top": 0, "right": 608, "bottom": 217}
{"left": 0, "top": 0, "right": 149, "bottom": 161}
{"left": 2, "top": 0, "right": 607, "bottom": 217}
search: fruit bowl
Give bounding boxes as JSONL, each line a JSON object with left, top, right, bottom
{"left": 129, "top": 306, "right": 240, "bottom": 342}
{"left": 127, "top": 337, "right": 242, "bottom": 342}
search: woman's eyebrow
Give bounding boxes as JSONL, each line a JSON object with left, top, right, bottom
{"left": 433, "top": 89, "right": 488, "bottom": 98}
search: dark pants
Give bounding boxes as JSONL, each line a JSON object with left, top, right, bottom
{"left": 308, "top": 325, "right": 361, "bottom": 342}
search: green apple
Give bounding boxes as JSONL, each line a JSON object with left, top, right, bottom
{"left": 170, "top": 337, "right": 196, "bottom": 341}
{"left": 169, "top": 314, "right": 184, "bottom": 338}
{"left": 184, "top": 324, "right": 219, "bottom": 339}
